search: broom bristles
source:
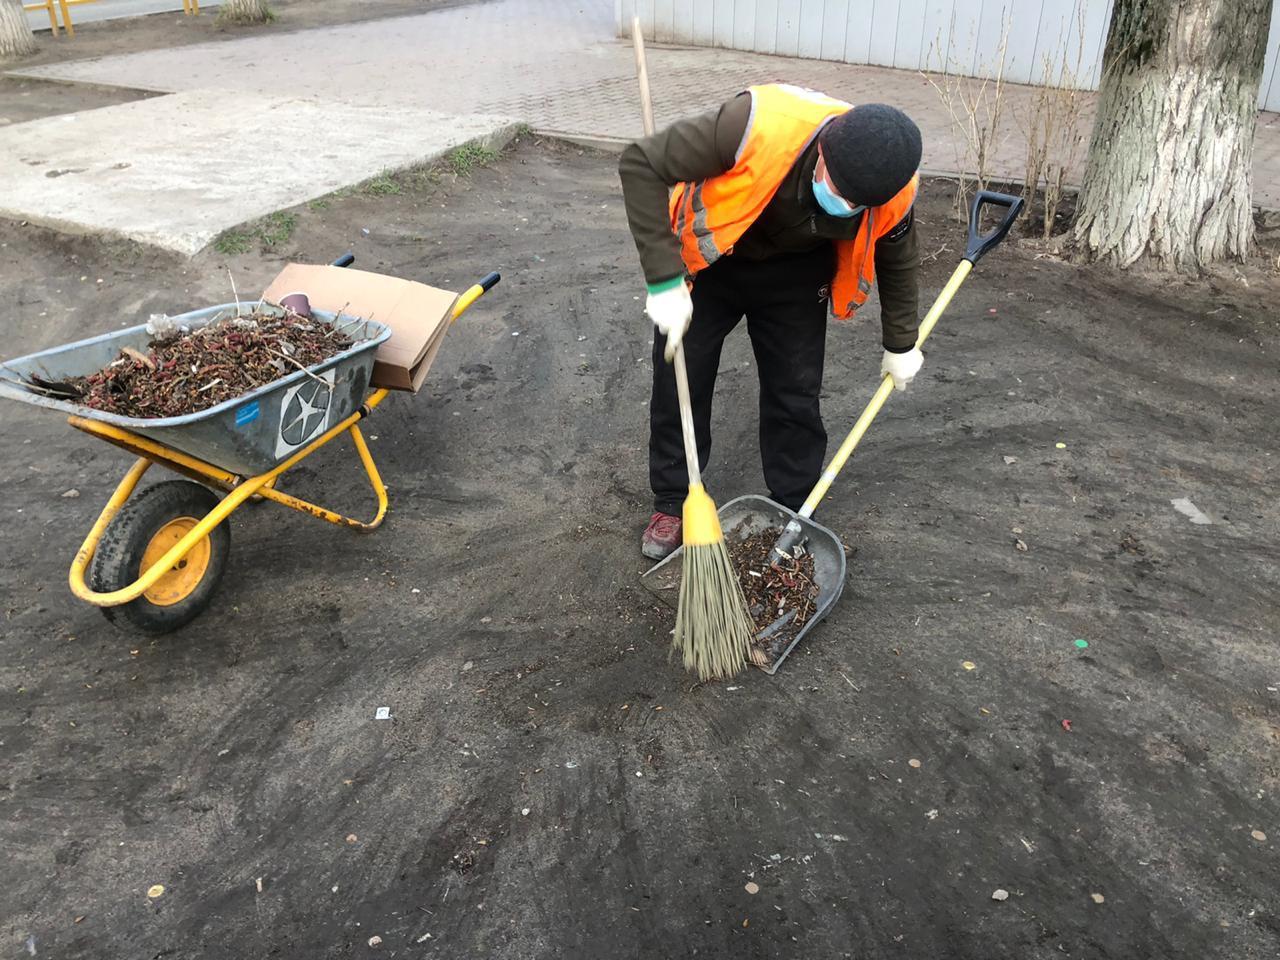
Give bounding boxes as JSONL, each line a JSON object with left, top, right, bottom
{"left": 673, "top": 539, "right": 757, "bottom": 681}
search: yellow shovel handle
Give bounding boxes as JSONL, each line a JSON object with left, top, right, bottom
{"left": 798, "top": 258, "right": 973, "bottom": 518}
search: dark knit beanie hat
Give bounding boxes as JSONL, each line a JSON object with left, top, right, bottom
{"left": 818, "top": 104, "right": 922, "bottom": 207}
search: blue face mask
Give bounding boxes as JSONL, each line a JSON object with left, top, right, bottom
{"left": 812, "top": 173, "right": 863, "bottom": 218}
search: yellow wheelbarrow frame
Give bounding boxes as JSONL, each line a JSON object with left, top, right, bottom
{"left": 63, "top": 274, "right": 496, "bottom": 615}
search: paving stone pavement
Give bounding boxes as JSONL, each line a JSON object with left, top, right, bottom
{"left": 5, "top": 0, "right": 1277, "bottom": 253}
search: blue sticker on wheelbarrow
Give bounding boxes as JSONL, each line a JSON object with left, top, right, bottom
{"left": 235, "top": 400, "right": 260, "bottom": 427}
{"left": 274, "top": 369, "right": 335, "bottom": 458}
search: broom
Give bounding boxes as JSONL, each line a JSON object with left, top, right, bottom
{"left": 631, "top": 19, "right": 755, "bottom": 681}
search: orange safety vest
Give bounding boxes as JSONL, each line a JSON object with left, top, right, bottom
{"left": 668, "top": 83, "right": 918, "bottom": 320}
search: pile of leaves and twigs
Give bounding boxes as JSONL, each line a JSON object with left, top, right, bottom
{"left": 729, "top": 528, "right": 819, "bottom": 667}
{"left": 60, "top": 310, "right": 353, "bottom": 418}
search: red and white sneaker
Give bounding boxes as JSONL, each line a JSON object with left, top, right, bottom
{"left": 641, "top": 511, "right": 682, "bottom": 560}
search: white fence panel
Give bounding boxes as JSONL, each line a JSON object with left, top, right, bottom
{"left": 843, "top": 0, "right": 872, "bottom": 64}
{"left": 652, "top": 0, "right": 675, "bottom": 42}
{"left": 796, "top": 0, "right": 825, "bottom": 59}
{"left": 712, "top": 0, "right": 736, "bottom": 46}
{"left": 733, "top": 0, "right": 758, "bottom": 49}
{"left": 891, "top": 0, "right": 927, "bottom": 70}
{"left": 753, "top": 0, "right": 779, "bottom": 53}
{"left": 1264, "top": 8, "right": 1280, "bottom": 111}
{"left": 775, "top": 0, "right": 801, "bottom": 56}
{"left": 821, "top": 0, "right": 851, "bottom": 62}
{"left": 692, "top": 0, "right": 715, "bottom": 45}
{"left": 918, "top": 0, "right": 957, "bottom": 71}
{"left": 622, "top": 0, "right": 1280, "bottom": 111}
{"left": 865, "top": 0, "right": 897, "bottom": 67}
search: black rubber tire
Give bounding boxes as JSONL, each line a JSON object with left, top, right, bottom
{"left": 89, "top": 480, "right": 231, "bottom": 634}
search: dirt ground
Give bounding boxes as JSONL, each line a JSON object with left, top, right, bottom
{"left": 1, "top": 138, "right": 1278, "bottom": 959}
{"left": 0, "top": 0, "right": 469, "bottom": 125}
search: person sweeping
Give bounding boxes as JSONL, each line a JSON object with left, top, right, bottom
{"left": 619, "top": 84, "right": 925, "bottom": 562}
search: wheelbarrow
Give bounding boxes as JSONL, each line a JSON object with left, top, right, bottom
{"left": 0, "top": 254, "right": 500, "bottom": 634}
{"left": 643, "top": 190, "right": 1025, "bottom": 674}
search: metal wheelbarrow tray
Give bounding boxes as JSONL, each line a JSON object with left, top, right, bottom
{"left": 0, "top": 301, "right": 390, "bottom": 477}
{"left": 0, "top": 263, "right": 500, "bottom": 635}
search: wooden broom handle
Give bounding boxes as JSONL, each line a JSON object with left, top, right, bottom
{"left": 632, "top": 17, "right": 701, "bottom": 488}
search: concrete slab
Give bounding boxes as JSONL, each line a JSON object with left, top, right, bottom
{"left": 0, "top": 90, "right": 516, "bottom": 254}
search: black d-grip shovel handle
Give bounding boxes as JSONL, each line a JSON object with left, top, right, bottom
{"left": 964, "top": 191, "right": 1026, "bottom": 265}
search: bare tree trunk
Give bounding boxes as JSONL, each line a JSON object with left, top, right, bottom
{"left": 0, "top": 0, "right": 38, "bottom": 60}
{"left": 1072, "top": 0, "right": 1271, "bottom": 270}
{"left": 219, "top": 0, "right": 271, "bottom": 24}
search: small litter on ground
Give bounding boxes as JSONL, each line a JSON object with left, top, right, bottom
{"left": 374, "top": 707, "right": 391, "bottom": 720}
{"left": 1171, "top": 497, "right": 1213, "bottom": 525}
{"left": 992, "top": 888, "right": 1009, "bottom": 901}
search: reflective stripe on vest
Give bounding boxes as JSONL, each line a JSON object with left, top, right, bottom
{"left": 667, "top": 84, "right": 917, "bottom": 321}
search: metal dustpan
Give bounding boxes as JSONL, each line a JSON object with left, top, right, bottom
{"left": 641, "top": 494, "right": 847, "bottom": 675}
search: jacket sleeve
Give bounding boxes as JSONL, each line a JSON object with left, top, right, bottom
{"left": 875, "top": 209, "right": 921, "bottom": 352}
{"left": 618, "top": 94, "right": 751, "bottom": 287}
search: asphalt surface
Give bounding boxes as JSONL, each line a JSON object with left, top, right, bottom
{"left": 2, "top": 140, "right": 1278, "bottom": 959}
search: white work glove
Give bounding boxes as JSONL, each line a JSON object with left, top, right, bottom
{"left": 645, "top": 277, "right": 693, "bottom": 361}
{"left": 881, "top": 347, "right": 923, "bottom": 391}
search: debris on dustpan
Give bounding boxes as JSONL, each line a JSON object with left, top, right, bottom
{"left": 730, "top": 528, "right": 819, "bottom": 669}
{"left": 1171, "top": 497, "right": 1212, "bottom": 525}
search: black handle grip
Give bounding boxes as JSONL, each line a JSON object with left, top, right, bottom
{"left": 331, "top": 252, "right": 355, "bottom": 268}
{"left": 964, "top": 191, "right": 1025, "bottom": 265}
{"left": 478, "top": 271, "right": 501, "bottom": 292}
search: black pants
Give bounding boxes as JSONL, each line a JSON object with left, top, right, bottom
{"left": 650, "top": 247, "right": 833, "bottom": 515}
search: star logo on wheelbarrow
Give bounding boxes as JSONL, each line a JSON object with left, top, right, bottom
{"left": 279, "top": 378, "right": 331, "bottom": 448}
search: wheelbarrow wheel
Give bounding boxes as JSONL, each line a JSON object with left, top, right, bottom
{"left": 90, "top": 480, "right": 231, "bottom": 634}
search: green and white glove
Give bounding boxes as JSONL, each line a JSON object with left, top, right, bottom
{"left": 881, "top": 346, "right": 923, "bottom": 391}
{"left": 645, "top": 276, "right": 693, "bottom": 362}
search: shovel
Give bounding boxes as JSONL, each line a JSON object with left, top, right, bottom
{"left": 642, "top": 189, "right": 1025, "bottom": 674}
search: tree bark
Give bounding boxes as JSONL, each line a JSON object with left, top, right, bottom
{"left": 219, "top": 0, "right": 271, "bottom": 24}
{"left": 1072, "top": 0, "right": 1271, "bottom": 270}
{"left": 0, "top": 0, "right": 38, "bottom": 60}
